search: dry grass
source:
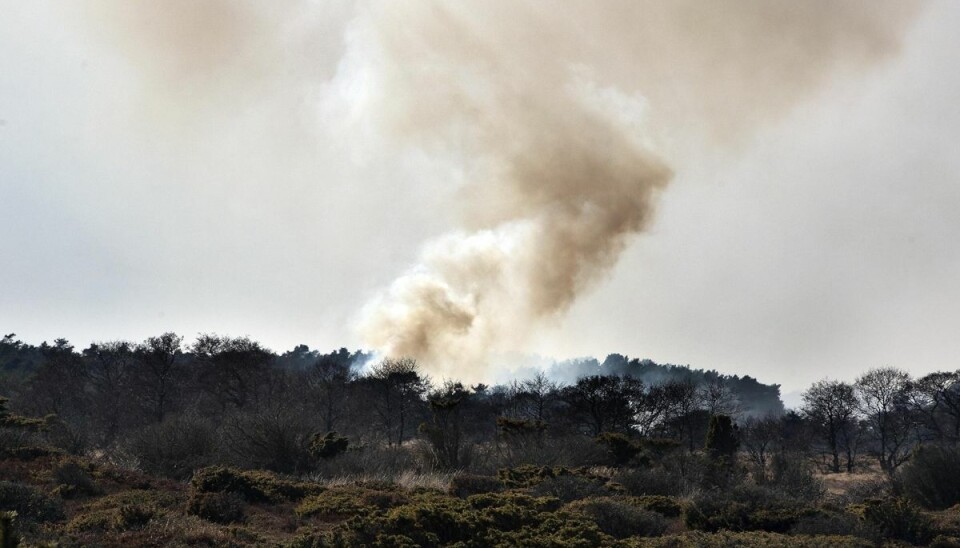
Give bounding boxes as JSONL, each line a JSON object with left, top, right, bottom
{"left": 813, "top": 459, "right": 889, "bottom": 502}
{"left": 311, "top": 470, "right": 454, "bottom": 491}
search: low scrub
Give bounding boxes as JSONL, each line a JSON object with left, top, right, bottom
{"left": 567, "top": 496, "right": 669, "bottom": 538}
{"left": 0, "top": 481, "right": 64, "bottom": 523}
{"left": 186, "top": 492, "right": 245, "bottom": 524}
{"left": 632, "top": 531, "right": 875, "bottom": 547}
{"left": 190, "top": 466, "right": 324, "bottom": 503}
{"left": 448, "top": 474, "right": 502, "bottom": 498}
{"left": 684, "top": 485, "right": 814, "bottom": 533}
{"left": 630, "top": 495, "right": 684, "bottom": 517}
{"left": 296, "top": 485, "right": 408, "bottom": 521}
{"left": 857, "top": 497, "right": 934, "bottom": 546}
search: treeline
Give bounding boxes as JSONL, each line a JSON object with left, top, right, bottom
{"left": 0, "top": 331, "right": 786, "bottom": 475}
{"left": 0, "top": 331, "right": 957, "bottom": 483}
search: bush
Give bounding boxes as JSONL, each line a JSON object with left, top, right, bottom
{"left": 790, "top": 510, "right": 881, "bottom": 542}
{"left": 4, "top": 445, "right": 64, "bottom": 461}
{"left": 67, "top": 503, "right": 156, "bottom": 533}
{"left": 635, "top": 531, "right": 875, "bottom": 547}
{"left": 0, "top": 481, "right": 64, "bottom": 523}
{"left": 528, "top": 475, "right": 612, "bottom": 503}
{"left": 685, "top": 485, "right": 812, "bottom": 533}
{"left": 567, "top": 496, "right": 668, "bottom": 538}
{"left": 632, "top": 495, "right": 684, "bottom": 517}
{"left": 860, "top": 497, "right": 934, "bottom": 545}
{"left": 768, "top": 453, "right": 824, "bottom": 503}
{"left": 497, "top": 465, "right": 608, "bottom": 489}
{"left": 185, "top": 492, "right": 244, "bottom": 524}
{"left": 126, "top": 414, "right": 218, "bottom": 480}
{"left": 614, "top": 468, "right": 678, "bottom": 497}
{"left": 190, "top": 466, "right": 324, "bottom": 503}
{"left": 448, "top": 474, "right": 502, "bottom": 498}
{"left": 296, "top": 485, "right": 408, "bottom": 521}
{"left": 899, "top": 444, "right": 960, "bottom": 510}
{"left": 595, "top": 432, "right": 644, "bottom": 466}
{"left": 0, "top": 511, "right": 17, "bottom": 548}
{"left": 308, "top": 431, "right": 349, "bottom": 460}
{"left": 52, "top": 459, "right": 101, "bottom": 498}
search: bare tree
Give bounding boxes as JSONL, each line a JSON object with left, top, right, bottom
{"left": 306, "top": 349, "right": 356, "bottom": 433}
{"left": 367, "top": 358, "right": 429, "bottom": 446}
{"left": 560, "top": 375, "right": 644, "bottom": 436}
{"left": 802, "top": 379, "right": 858, "bottom": 473}
{"left": 856, "top": 367, "right": 918, "bottom": 474}
{"left": 660, "top": 378, "right": 703, "bottom": 451}
{"left": 82, "top": 341, "right": 135, "bottom": 445}
{"left": 134, "top": 332, "right": 184, "bottom": 423}
{"left": 740, "top": 415, "right": 782, "bottom": 482}
{"left": 191, "top": 335, "right": 274, "bottom": 411}
{"left": 910, "top": 371, "right": 960, "bottom": 443}
{"left": 700, "top": 377, "right": 742, "bottom": 417}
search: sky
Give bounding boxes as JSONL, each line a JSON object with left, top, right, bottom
{"left": 1, "top": 1, "right": 959, "bottom": 392}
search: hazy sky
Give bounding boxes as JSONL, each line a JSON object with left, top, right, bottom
{"left": 2, "top": 1, "right": 958, "bottom": 391}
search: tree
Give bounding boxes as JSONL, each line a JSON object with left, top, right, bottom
{"left": 740, "top": 415, "right": 782, "bottom": 483}
{"left": 191, "top": 335, "right": 274, "bottom": 411}
{"left": 802, "top": 379, "right": 858, "bottom": 473}
{"left": 134, "top": 332, "right": 184, "bottom": 423}
{"left": 367, "top": 358, "right": 429, "bottom": 446}
{"left": 910, "top": 371, "right": 960, "bottom": 443}
{"left": 700, "top": 377, "right": 741, "bottom": 417}
{"left": 82, "top": 341, "right": 135, "bottom": 445}
{"left": 856, "top": 367, "right": 918, "bottom": 474}
{"left": 560, "top": 375, "right": 644, "bottom": 436}
{"left": 705, "top": 414, "right": 739, "bottom": 461}
{"left": 306, "top": 349, "right": 356, "bottom": 433}
{"left": 420, "top": 381, "right": 471, "bottom": 469}
{"left": 27, "top": 339, "right": 84, "bottom": 417}
{"left": 659, "top": 378, "right": 703, "bottom": 451}
{"left": 516, "top": 372, "right": 560, "bottom": 424}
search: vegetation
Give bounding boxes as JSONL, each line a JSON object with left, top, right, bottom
{"left": 1, "top": 331, "right": 960, "bottom": 545}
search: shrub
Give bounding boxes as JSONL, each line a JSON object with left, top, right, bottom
{"left": 126, "top": 414, "right": 218, "bottom": 480}
{"left": 567, "top": 497, "right": 668, "bottom": 538}
{"left": 190, "top": 466, "right": 324, "bottom": 503}
{"left": 497, "top": 465, "right": 608, "bottom": 489}
{"left": 0, "top": 481, "right": 64, "bottom": 523}
{"left": 632, "top": 495, "right": 684, "bottom": 517}
{"left": 790, "top": 510, "right": 881, "bottom": 542}
{"left": 899, "top": 444, "right": 960, "bottom": 510}
{"left": 4, "top": 446, "right": 64, "bottom": 461}
{"left": 860, "top": 497, "right": 934, "bottom": 545}
{"left": 67, "top": 503, "right": 157, "bottom": 532}
{"left": 308, "top": 431, "right": 350, "bottom": 460}
{"left": 52, "top": 459, "right": 101, "bottom": 498}
{"left": 634, "top": 530, "right": 875, "bottom": 547}
{"left": 0, "top": 511, "right": 17, "bottom": 548}
{"left": 615, "top": 468, "right": 678, "bottom": 497}
{"left": 185, "top": 492, "right": 244, "bottom": 524}
{"left": 296, "top": 485, "right": 408, "bottom": 521}
{"left": 769, "top": 452, "right": 824, "bottom": 503}
{"left": 705, "top": 415, "right": 739, "bottom": 461}
{"left": 595, "top": 432, "right": 643, "bottom": 466}
{"left": 448, "top": 474, "right": 502, "bottom": 498}
{"left": 528, "top": 475, "right": 612, "bottom": 503}
{"left": 685, "top": 485, "right": 812, "bottom": 533}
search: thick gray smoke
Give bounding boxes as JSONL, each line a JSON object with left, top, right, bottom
{"left": 81, "top": 1, "right": 924, "bottom": 382}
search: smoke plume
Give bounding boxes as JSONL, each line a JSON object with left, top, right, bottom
{"left": 80, "top": 1, "right": 924, "bottom": 381}
{"left": 350, "top": 1, "right": 923, "bottom": 380}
